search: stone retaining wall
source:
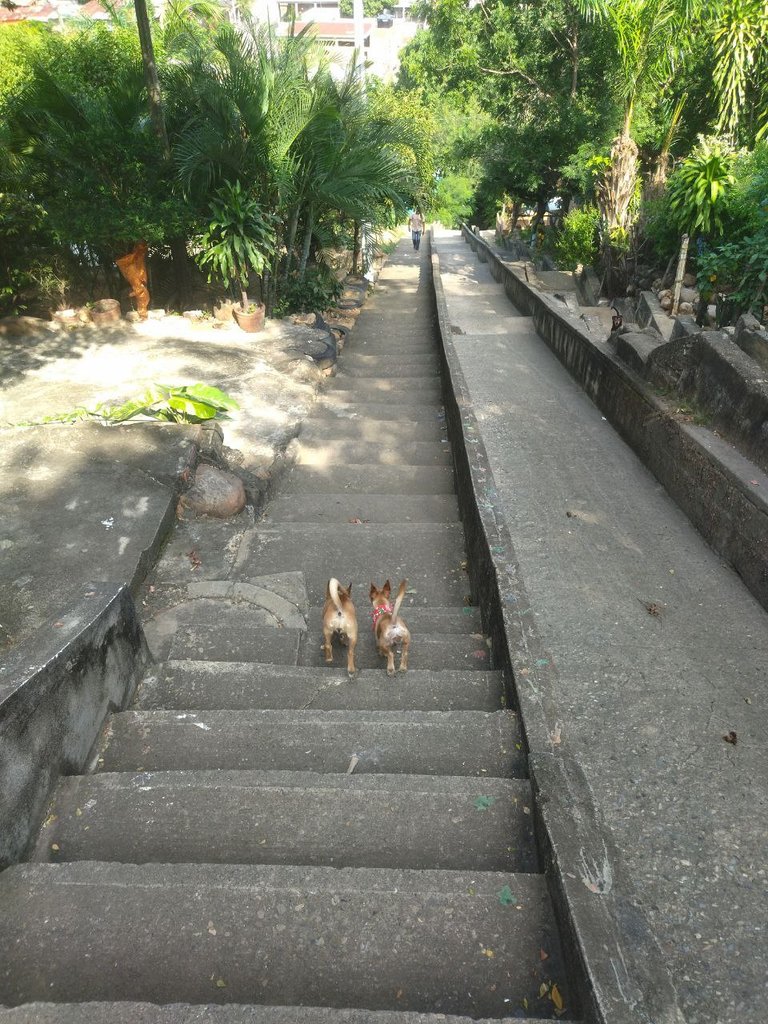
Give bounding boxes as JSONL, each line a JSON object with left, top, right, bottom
{"left": 0, "top": 584, "right": 149, "bottom": 868}
{"left": 460, "top": 225, "right": 768, "bottom": 613}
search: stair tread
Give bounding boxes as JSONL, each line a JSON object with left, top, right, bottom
{"left": 0, "top": 862, "right": 570, "bottom": 1017}
{"left": 263, "top": 493, "right": 460, "bottom": 523}
{"left": 99, "top": 708, "right": 524, "bottom": 776}
{"left": 295, "top": 440, "right": 452, "bottom": 467}
{"left": 34, "top": 771, "right": 537, "bottom": 872}
{"left": 138, "top": 663, "right": 504, "bottom": 712}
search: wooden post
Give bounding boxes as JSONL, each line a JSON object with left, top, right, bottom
{"left": 671, "top": 234, "right": 689, "bottom": 316}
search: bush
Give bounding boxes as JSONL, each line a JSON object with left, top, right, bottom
{"left": 431, "top": 173, "right": 475, "bottom": 228}
{"left": 274, "top": 266, "right": 343, "bottom": 317}
{"left": 667, "top": 137, "right": 735, "bottom": 239}
{"left": 554, "top": 206, "right": 600, "bottom": 270}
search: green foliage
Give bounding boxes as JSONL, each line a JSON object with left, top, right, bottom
{"left": 196, "top": 181, "right": 277, "bottom": 304}
{"left": 712, "top": 0, "right": 768, "bottom": 144}
{"left": 274, "top": 266, "right": 342, "bottom": 317}
{"left": 697, "top": 219, "right": 768, "bottom": 322}
{"left": 19, "top": 383, "right": 239, "bottom": 426}
{"left": 432, "top": 173, "right": 475, "bottom": 227}
{"left": 339, "top": 0, "right": 388, "bottom": 15}
{"left": 554, "top": 206, "right": 600, "bottom": 269}
{"left": 667, "top": 138, "right": 735, "bottom": 238}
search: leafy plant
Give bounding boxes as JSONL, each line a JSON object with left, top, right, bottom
{"left": 196, "top": 181, "right": 277, "bottom": 311}
{"left": 274, "top": 266, "right": 342, "bottom": 317}
{"left": 555, "top": 206, "right": 600, "bottom": 270}
{"left": 667, "top": 138, "right": 736, "bottom": 238}
{"left": 18, "top": 384, "right": 239, "bottom": 426}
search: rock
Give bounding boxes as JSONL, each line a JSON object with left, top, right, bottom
{"left": 683, "top": 272, "right": 697, "bottom": 287}
{"left": 147, "top": 308, "right": 166, "bottom": 320}
{"left": 660, "top": 294, "right": 673, "bottom": 311}
{"left": 183, "top": 310, "right": 204, "bottom": 321}
{"left": 125, "top": 311, "right": 142, "bottom": 323}
{"left": 707, "top": 304, "right": 717, "bottom": 325}
{"left": 0, "top": 315, "right": 58, "bottom": 337}
{"left": 652, "top": 278, "right": 664, "bottom": 293}
{"left": 90, "top": 298, "right": 122, "bottom": 325}
{"left": 52, "top": 309, "right": 78, "bottom": 327}
{"left": 679, "top": 301, "right": 694, "bottom": 314}
{"left": 180, "top": 463, "right": 246, "bottom": 519}
{"left": 680, "top": 286, "right": 699, "bottom": 304}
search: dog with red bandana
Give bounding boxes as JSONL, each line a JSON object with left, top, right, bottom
{"left": 369, "top": 579, "right": 410, "bottom": 675}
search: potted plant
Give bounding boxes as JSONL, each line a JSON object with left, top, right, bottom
{"left": 196, "top": 181, "right": 276, "bottom": 333}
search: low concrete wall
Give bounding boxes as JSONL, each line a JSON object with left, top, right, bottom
{"left": 429, "top": 239, "right": 684, "bottom": 1024}
{"left": 0, "top": 583, "right": 150, "bottom": 868}
{"left": 460, "top": 224, "right": 768, "bottom": 613}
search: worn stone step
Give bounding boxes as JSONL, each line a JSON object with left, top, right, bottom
{"left": 303, "top": 404, "right": 446, "bottom": 430}
{"left": 168, "top": 625, "right": 302, "bottom": 665}
{"left": 0, "top": 862, "right": 570, "bottom": 1017}
{"left": 34, "top": 772, "right": 538, "bottom": 872}
{"left": 98, "top": 709, "right": 525, "bottom": 776}
{"left": 0, "top": 1003, "right": 568, "bottom": 1024}
{"left": 300, "top": 630, "right": 493, "bottom": 672}
{"left": 279, "top": 464, "right": 456, "bottom": 497}
{"left": 307, "top": 605, "right": 483, "bottom": 634}
{"left": 299, "top": 416, "right": 446, "bottom": 443}
{"left": 234, "top": 523, "right": 468, "bottom": 604}
{"left": 263, "top": 493, "right": 460, "bottom": 524}
{"left": 330, "top": 377, "right": 442, "bottom": 402}
{"left": 342, "top": 358, "right": 440, "bottom": 378}
{"left": 320, "top": 397, "right": 443, "bottom": 418}
{"left": 295, "top": 439, "right": 452, "bottom": 468}
{"left": 137, "top": 663, "right": 504, "bottom": 713}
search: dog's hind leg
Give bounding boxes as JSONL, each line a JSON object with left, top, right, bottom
{"left": 323, "top": 626, "right": 334, "bottom": 664}
{"left": 398, "top": 636, "right": 409, "bottom": 673}
{"left": 346, "top": 635, "right": 357, "bottom": 678}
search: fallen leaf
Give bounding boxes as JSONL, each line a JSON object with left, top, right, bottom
{"left": 481, "top": 948, "right": 495, "bottom": 958}
{"left": 540, "top": 948, "right": 550, "bottom": 961}
{"left": 723, "top": 730, "right": 737, "bottom": 745}
{"left": 473, "top": 796, "right": 496, "bottom": 811}
{"left": 187, "top": 549, "right": 202, "bottom": 570}
{"left": 551, "top": 984, "right": 564, "bottom": 1011}
{"left": 215, "top": 978, "right": 226, "bottom": 989}
{"left": 539, "top": 982, "right": 550, "bottom": 997}
{"left": 51, "top": 843, "right": 60, "bottom": 852}
{"left": 498, "top": 885, "right": 515, "bottom": 905}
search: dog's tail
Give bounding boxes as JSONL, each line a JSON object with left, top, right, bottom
{"left": 390, "top": 579, "right": 407, "bottom": 625}
{"left": 328, "top": 577, "right": 344, "bottom": 614}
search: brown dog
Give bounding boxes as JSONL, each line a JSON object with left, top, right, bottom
{"left": 322, "top": 578, "right": 358, "bottom": 677}
{"left": 369, "top": 579, "right": 410, "bottom": 675}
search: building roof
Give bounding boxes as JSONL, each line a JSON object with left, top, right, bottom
{"left": 280, "top": 18, "right": 374, "bottom": 40}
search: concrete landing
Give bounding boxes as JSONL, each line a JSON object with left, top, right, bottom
{"left": 432, "top": 228, "right": 768, "bottom": 1024}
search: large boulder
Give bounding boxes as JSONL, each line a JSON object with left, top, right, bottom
{"left": 180, "top": 463, "right": 246, "bottom": 518}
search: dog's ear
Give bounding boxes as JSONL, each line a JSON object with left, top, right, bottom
{"left": 383, "top": 579, "right": 391, "bottom": 596}
{"left": 347, "top": 582, "right": 353, "bottom": 595}
{"left": 369, "top": 582, "right": 377, "bottom": 600}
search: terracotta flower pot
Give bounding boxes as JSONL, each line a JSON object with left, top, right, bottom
{"left": 233, "top": 303, "right": 265, "bottom": 333}
{"left": 90, "top": 298, "right": 122, "bottom": 325}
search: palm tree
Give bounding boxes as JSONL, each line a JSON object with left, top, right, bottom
{"left": 711, "top": 0, "right": 768, "bottom": 143}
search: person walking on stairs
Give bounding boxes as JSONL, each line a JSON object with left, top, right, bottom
{"left": 408, "top": 209, "right": 425, "bottom": 251}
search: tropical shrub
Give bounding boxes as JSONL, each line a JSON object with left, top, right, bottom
{"left": 666, "top": 138, "right": 736, "bottom": 239}
{"left": 555, "top": 206, "right": 600, "bottom": 269}
{"left": 274, "top": 266, "right": 342, "bottom": 317}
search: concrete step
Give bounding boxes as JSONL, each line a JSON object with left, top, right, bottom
{"left": 330, "top": 377, "right": 442, "bottom": 402}
{"left": 98, "top": 709, "right": 525, "bottom": 776}
{"left": 303, "top": 404, "right": 446, "bottom": 430}
{"left": 279, "top": 465, "right": 456, "bottom": 497}
{"left": 0, "top": 862, "right": 570, "bottom": 1017}
{"left": 137, "top": 663, "right": 504, "bottom": 712}
{"left": 306, "top": 605, "right": 483, "bottom": 634}
{"left": 342, "top": 358, "right": 440, "bottom": 378}
{"left": 234, "top": 523, "right": 468, "bottom": 604}
{"left": 299, "top": 416, "right": 446, "bottom": 443}
{"left": 263, "top": 493, "right": 460, "bottom": 524}
{"left": 320, "top": 397, "right": 443, "bottom": 418}
{"left": 34, "top": 772, "right": 538, "bottom": 872}
{"left": 300, "top": 630, "right": 492, "bottom": 672}
{"left": 168, "top": 626, "right": 302, "bottom": 665}
{"left": 0, "top": 1004, "right": 571, "bottom": 1024}
{"left": 295, "top": 439, "right": 452, "bottom": 468}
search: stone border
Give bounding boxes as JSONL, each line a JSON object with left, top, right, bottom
{"left": 0, "top": 583, "right": 150, "bottom": 869}
{"left": 460, "top": 225, "right": 768, "bottom": 613}
{"left": 428, "top": 236, "right": 685, "bottom": 1024}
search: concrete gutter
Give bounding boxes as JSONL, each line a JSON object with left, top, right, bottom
{"left": 459, "top": 225, "right": 768, "bottom": 613}
{"left": 429, "top": 238, "right": 685, "bottom": 1024}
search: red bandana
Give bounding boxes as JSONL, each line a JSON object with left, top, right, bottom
{"left": 371, "top": 602, "right": 393, "bottom": 631}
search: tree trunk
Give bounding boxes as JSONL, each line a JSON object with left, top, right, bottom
{"left": 282, "top": 205, "right": 301, "bottom": 284}
{"left": 299, "top": 204, "right": 314, "bottom": 280}
{"left": 133, "top": 0, "right": 170, "bottom": 160}
{"left": 352, "top": 220, "right": 361, "bottom": 274}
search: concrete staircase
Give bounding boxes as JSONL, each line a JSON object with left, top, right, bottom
{"left": 0, "top": 252, "right": 578, "bottom": 1022}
